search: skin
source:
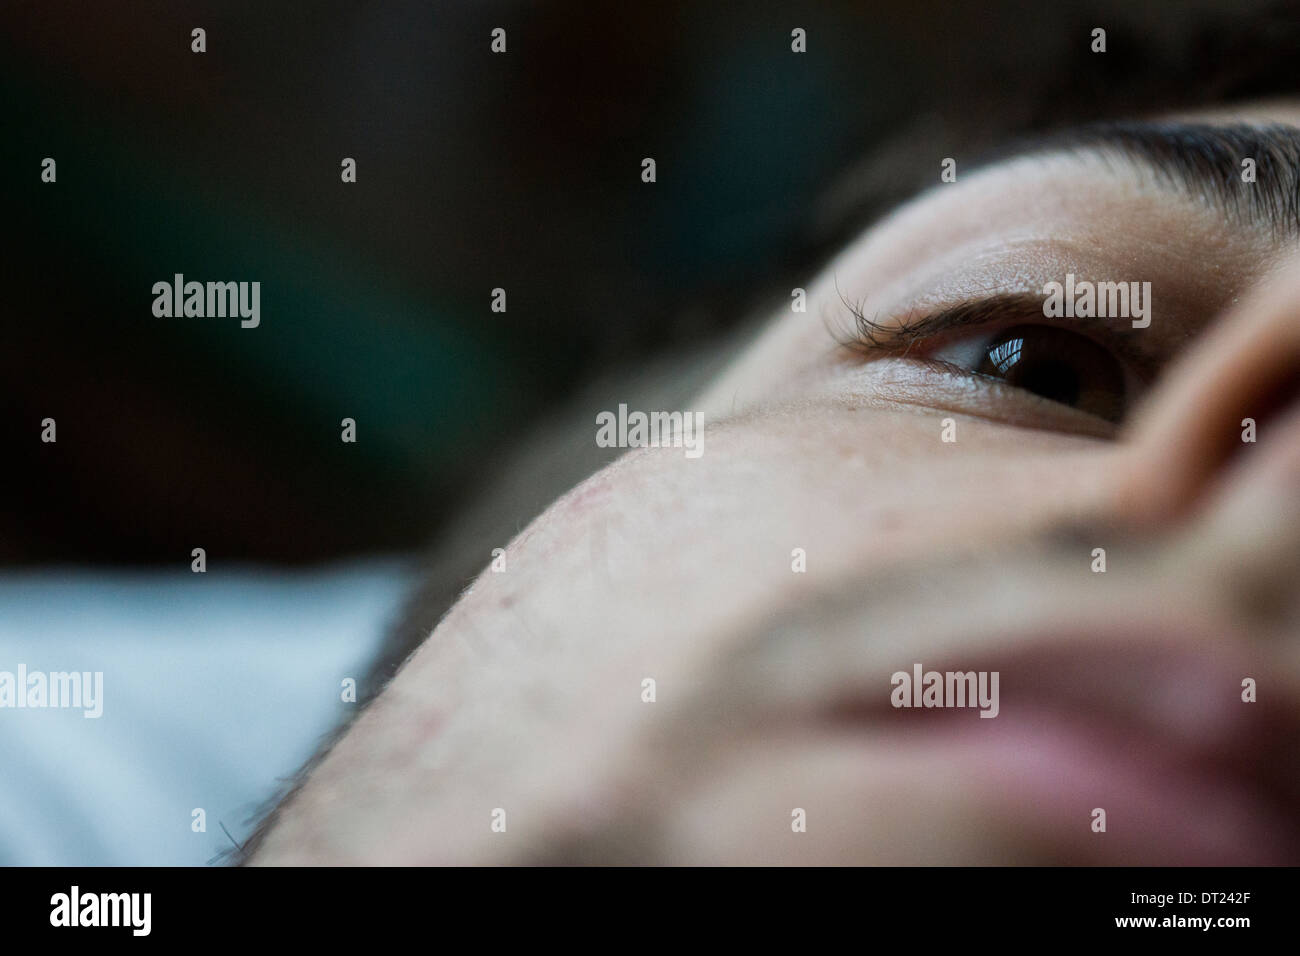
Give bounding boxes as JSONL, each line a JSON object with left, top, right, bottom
{"left": 251, "top": 104, "right": 1300, "bottom": 865}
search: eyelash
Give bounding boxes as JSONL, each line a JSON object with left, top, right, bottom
{"left": 833, "top": 300, "right": 933, "bottom": 357}
{"left": 831, "top": 309, "right": 970, "bottom": 380}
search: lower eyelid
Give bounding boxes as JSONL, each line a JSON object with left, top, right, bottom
{"left": 831, "top": 356, "right": 1123, "bottom": 439}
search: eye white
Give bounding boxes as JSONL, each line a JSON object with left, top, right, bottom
{"left": 926, "top": 331, "right": 995, "bottom": 371}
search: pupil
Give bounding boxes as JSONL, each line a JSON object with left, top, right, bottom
{"left": 1016, "top": 359, "right": 1080, "bottom": 407}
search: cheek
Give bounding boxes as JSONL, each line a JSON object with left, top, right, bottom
{"left": 444, "top": 403, "right": 1121, "bottom": 656}
{"left": 348, "top": 404, "right": 1127, "bottom": 864}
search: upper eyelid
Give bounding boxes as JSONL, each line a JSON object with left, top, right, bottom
{"left": 832, "top": 291, "right": 1162, "bottom": 381}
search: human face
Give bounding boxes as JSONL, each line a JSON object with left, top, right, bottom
{"left": 251, "top": 107, "right": 1300, "bottom": 865}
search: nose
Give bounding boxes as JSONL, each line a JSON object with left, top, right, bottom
{"left": 1112, "top": 253, "right": 1300, "bottom": 529}
{"left": 1106, "top": 255, "right": 1300, "bottom": 640}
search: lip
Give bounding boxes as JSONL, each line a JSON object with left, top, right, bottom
{"left": 940, "top": 703, "right": 1296, "bottom": 864}
{"left": 847, "top": 631, "right": 1300, "bottom": 864}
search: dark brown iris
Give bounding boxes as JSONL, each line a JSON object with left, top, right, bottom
{"left": 975, "top": 325, "right": 1126, "bottom": 423}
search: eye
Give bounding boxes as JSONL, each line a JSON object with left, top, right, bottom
{"left": 928, "top": 324, "right": 1128, "bottom": 424}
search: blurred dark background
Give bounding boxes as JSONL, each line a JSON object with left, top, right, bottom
{"left": 3, "top": 0, "right": 1292, "bottom": 565}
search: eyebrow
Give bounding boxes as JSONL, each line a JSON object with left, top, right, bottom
{"left": 988, "top": 121, "right": 1300, "bottom": 237}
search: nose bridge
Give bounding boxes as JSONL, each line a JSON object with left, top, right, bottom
{"left": 1103, "top": 255, "right": 1300, "bottom": 636}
